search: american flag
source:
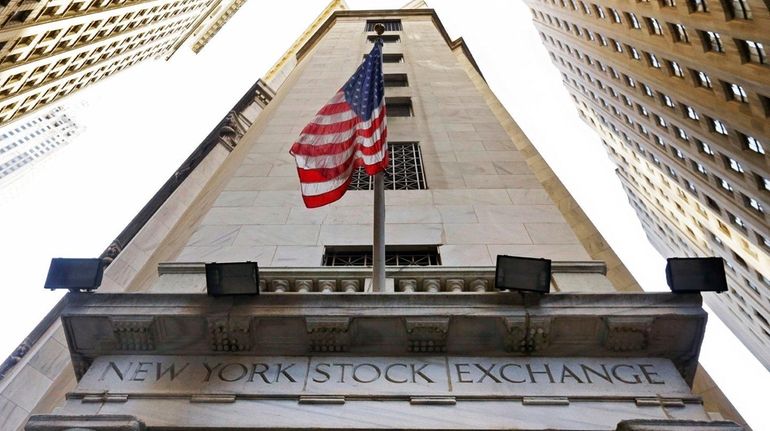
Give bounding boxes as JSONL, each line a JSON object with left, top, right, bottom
{"left": 290, "top": 39, "right": 388, "bottom": 208}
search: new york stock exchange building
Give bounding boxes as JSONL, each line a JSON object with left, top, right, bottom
{"left": 5, "top": 4, "right": 749, "bottom": 431}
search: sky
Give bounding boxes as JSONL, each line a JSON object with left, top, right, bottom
{"left": 0, "top": 0, "right": 766, "bottom": 427}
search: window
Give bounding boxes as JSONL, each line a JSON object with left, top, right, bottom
{"left": 699, "top": 139, "right": 716, "bottom": 155}
{"left": 660, "top": 0, "right": 676, "bottom": 6}
{"left": 630, "top": 46, "right": 641, "bottom": 60}
{"left": 726, "top": 157, "right": 745, "bottom": 173}
{"left": 759, "top": 175, "right": 770, "bottom": 191}
{"left": 688, "top": 0, "right": 708, "bottom": 12}
{"left": 647, "top": 17, "right": 663, "bottom": 35}
{"left": 718, "top": 176, "right": 734, "bottom": 192}
{"left": 648, "top": 53, "right": 661, "bottom": 68}
{"left": 595, "top": 4, "right": 606, "bottom": 18}
{"left": 666, "top": 165, "right": 679, "bottom": 179}
{"left": 663, "top": 94, "right": 676, "bottom": 108}
{"left": 702, "top": 31, "right": 724, "bottom": 52}
{"left": 610, "top": 8, "right": 622, "bottom": 23}
{"left": 711, "top": 118, "right": 728, "bottom": 135}
{"left": 728, "top": 0, "right": 751, "bottom": 19}
{"left": 673, "top": 148, "right": 685, "bottom": 160}
{"left": 613, "top": 40, "right": 624, "bottom": 52}
{"left": 741, "top": 40, "right": 767, "bottom": 64}
{"left": 349, "top": 142, "right": 426, "bottom": 190}
{"left": 386, "top": 97, "right": 413, "bottom": 116}
{"left": 383, "top": 53, "right": 404, "bottom": 63}
{"left": 668, "top": 60, "right": 685, "bottom": 77}
{"left": 627, "top": 12, "right": 641, "bottom": 28}
{"left": 741, "top": 133, "right": 765, "bottom": 155}
{"left": 366, "top": 20, "right": 402, "bottom": 32}
{"left": 323, "top": 245, "right": 440, "bottom": 267}
{"left": 643, "top": 83, "right": 654, "bottom": 97}
{"left": 368, "top": 35, "right": 400, "bottom": 43}
{"left": 744, "top": 195, "right": 764, "bottom": 213}
{"left": 671, "top": 23, "right": 690, "bottom": 43}
{"left": 686, "top": 105, "right": 700, "bottom": 120}
{"left": 655, "top": 114, "right": 667, "bottom": 127}
{"left": 729, "top": 213, "right": 747, "bottom": 230}
{"left": 692, "top": 161, "right": 708, "bottom": 175}
{"left": 625, "top": 75, "right": 636, "bottom": 87}
{"left": 695, "top": 70, "right": 713, "bottom": 88}
{"left": 685, "top": 179, "right": 697, "bottom": 193}
{"left": 726, "top": 82, "right": 748, "bottom": 102}
{"left": 384, "top": 73, "right": 408, "bottom": 87}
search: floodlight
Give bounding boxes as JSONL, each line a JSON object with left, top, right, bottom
{"left": 205, "top": 262, "right": 259, "bottom": 296}
{"left": 44, "top": 258, "right": 104, "bottom": 292}
{"left": 665, "top": 257, "right": 727, "bottom": 293}
{"left": 495, "top": 255, "right": 552, "bottom": 293}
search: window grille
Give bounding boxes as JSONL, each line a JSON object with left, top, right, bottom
{"left": 349, "top": 142, "right": 427, "bottom": 191}
{"left": 323, "top": 246, "right": 441, "bottom": 267}
{"left": 366, "top": 20, "right": 402, "bottom": 32}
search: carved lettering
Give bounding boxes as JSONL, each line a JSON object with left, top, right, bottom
{"left": 203, "top": 362, "right": 221, "bottom": 382}
{"left": 559, "top": 365, "right": 583, "bottom": 384}
{"left": 313, "top": 363, "right": 331, "bottom": 383}
{"left": 385, "top": 363, "right": 408, "bottom": 383}
{"left": 333, "top": 363, "right": 354, "bottom": 383}
{"left": 219, "top": 363, "right": 248, "bottom": 382}
{"left": 100, "top": 361, "right": 131, "bottom": 381}
{"left": 276, "top": 363, "right": 297, "bottom": 383}
{"left": 156, "top": 362, "right": 189, "bottom": 381}
{"left": 455, "top": 363, "right": 472, "bottom": 383}
{"left": 85, "top": 357, "right": 681, "bottom": 397}
{"left": 131, "top": 361, "right": 152, "bottom": 381}
{"left": 526, "top": 363, "right": 555, "bottom": 384}
{"left": 499, "top": 363, "right": 526, "bottom": 383}
{"left": 248, "top": 363, "right": 270, "bottom": 383}
{"left": 580, "top": 363, "right": 612, "bottom": 383}
{"left": 611, "top": 364, "right": 642, "bottom": 384}
{"left": 353, "top": 364, "right": 381, "bottom": 383}
{"left": 474, "top": 363, "right": 501, "bottom": 383}
{"left": 639, "top": 363, "right": 664, "bottom": 385}
{"left": 411, "top": 363, "right": 434, "bottom": 383}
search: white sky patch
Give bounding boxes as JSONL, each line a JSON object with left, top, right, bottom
{"left": 0, "top": 0, "right": 765, "bottom": 427}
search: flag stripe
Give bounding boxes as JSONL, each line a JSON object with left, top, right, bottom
{"left": 289, "top": 40, "right": 387, "bottom": 208}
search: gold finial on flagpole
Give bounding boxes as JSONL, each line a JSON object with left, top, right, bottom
{"left": 374, "top": 23, "right": 385, "bottom": 35}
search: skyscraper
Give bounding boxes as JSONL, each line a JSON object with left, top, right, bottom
{"left": 0, "top": 5, "right": 749, "bottom": 430}
{"left": 0, "top": 0, "right": 244, "bottom": 125}
{"left": 524, "top": 0, "right": 770, "bottom": 368}
{"left": 0, "top": 103, "right": 82, "bottom": 184}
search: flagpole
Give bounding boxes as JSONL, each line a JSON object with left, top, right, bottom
{"left": 372, "top": 23, "right": 386, "bottom": 293}
{"left": 373, "top": 172, "right": 386, "bottom": 292}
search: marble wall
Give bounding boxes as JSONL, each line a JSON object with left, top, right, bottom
{"left": 174, "top": 15, "right": 591, "bottom": 270}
